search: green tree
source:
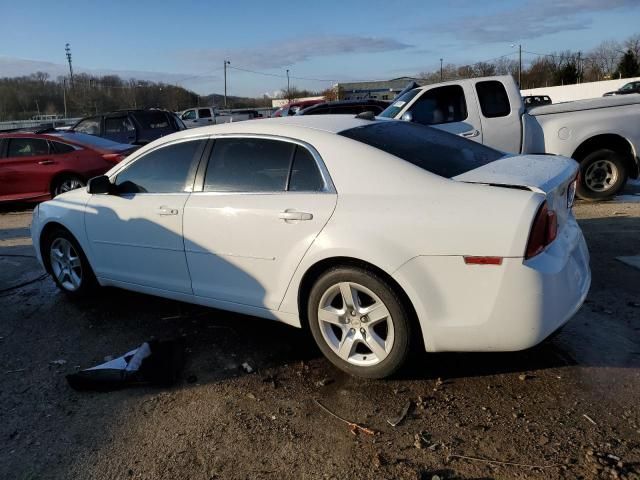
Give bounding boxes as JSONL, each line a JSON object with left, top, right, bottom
{"left": 615, "top": 49, "right": 640, "bottom": 78}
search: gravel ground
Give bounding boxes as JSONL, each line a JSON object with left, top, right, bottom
{"left": 0, "top": 189, "right": 639, "bottom": 480}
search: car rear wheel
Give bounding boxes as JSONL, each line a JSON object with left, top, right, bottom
{"left": 307, "top": 267, "right": 412, "bottom": 379}
{"left": 44, "top": 228, "right": 97, "bottom": 298}
{"left": 52, "top": 175, "right": 85, "bottom": 197}
{"left": 577, "top": 149, "right": 627, "bottom": 200}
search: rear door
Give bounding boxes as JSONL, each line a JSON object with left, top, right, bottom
{"left": 472, "top": 79, "right": 522, "bottom": 153}
{"left": 104, "top": 115, "right": 137, "bottom": 144}
{"left": 0, "top": 137, "right": 57, "bottom": 200}
{"left": 197, "top": 108, "right": 214, "bottom": 126}
{"left": 183, "top": 136, "right": 337, "bottom": 310}
{"left": 403, "top": 84, "right": 484, "bottom": 142}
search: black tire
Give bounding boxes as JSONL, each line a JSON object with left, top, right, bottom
{"left": 43, "top": 227, "right": 98, "bottom": 299}
{"left": 307, "top": 266, "right": 413, "bottom": 379}
{"left": 52, "top": 175, "right": 85, "bottom": 197}
{"left": 576, "top": 149, "right": 628, "bottom": 201}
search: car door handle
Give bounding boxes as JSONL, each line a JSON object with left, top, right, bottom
{"left": 279, "top": 210, "right": 313, "bottom": 221}
{"left": 157, "top": 206, "right": 179, "bottom": 216}
{"left": 38, "top": 159, "right": 54, "bottom": 165}
{"left": 460, "top": 129, "right": 480, "bottom": 138}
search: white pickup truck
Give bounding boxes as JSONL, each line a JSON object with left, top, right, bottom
{"left": 178, "top": 107, "right": 255, "bottom": 128}
{"left": 380, "top": 76, "right": 640, "bottom": 200}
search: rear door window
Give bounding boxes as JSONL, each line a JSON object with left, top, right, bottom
{"left": 288, "top": 146, "right": 324, "bottom": 191}
{"left": 105, "top": 116, "right": 136, "bottom": 133}
{"left": 339, "top": 121, "right": 504, "bottom": 178}
{"left": 204, "top": 138, "right": 294, "bottom": 192}
{"left": 134, "top": 111, "right": 170, "bottom": 129}
{"left": 7, "top": 138, "right": 50, "bottom": 157}
{"left": 407, "top": 85, "right": 468, "bottom": 125}
{"left": 198, "top": 109, "right": 212, "bottom": 119}
{"left": 50, "top": 141, "right": 76, "bottom": 154}
{"left": 476, "top": 80, "right": 511, "bottom": 118}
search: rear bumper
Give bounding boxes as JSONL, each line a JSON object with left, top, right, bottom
{"left": 393, "top": 216, "right": 590, "bottom": 352}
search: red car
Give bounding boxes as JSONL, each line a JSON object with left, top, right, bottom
{"left": 0, "top": 131, "right": 135, "bottom": 203}
{"left": 272, "top": 99, "right": 324, "bottom": 117}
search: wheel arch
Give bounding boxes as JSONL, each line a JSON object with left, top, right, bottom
{"left": 38, "top": 221, "right": 75, "bottom": 274}
{"left": 296, "top": 256, "right": 424, "bottom": 349}
{"left": 571, "top": 134, "right": 638, "bottom": 179}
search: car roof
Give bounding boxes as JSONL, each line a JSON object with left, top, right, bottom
{"left": 168, "top": 115, "right": 381, "bottom": 137}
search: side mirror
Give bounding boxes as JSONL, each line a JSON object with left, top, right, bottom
{"left": 87, "top": 175, "right": 113, "bottom": 194}
{"left": 401, "top": 111, "right": 413, "bottom": 122}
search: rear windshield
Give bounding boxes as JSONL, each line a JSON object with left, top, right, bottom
{"left": 338, "top": 121, "right": 504, "bottom": 178}
{"left": 51, "top": 132, "right": 132, "bottom": 151}
{"left": 134, "top": 111, "right": 171, "bottom": 129}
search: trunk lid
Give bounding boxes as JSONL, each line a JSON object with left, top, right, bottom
{"left": 454, "top": 154, "right": 578, "bottom": 228}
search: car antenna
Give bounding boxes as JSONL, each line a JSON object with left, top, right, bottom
{"left": 355, "top": 111, "right": 376, "bottom": 120}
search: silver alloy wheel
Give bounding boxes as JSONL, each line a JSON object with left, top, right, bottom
{"left": 49, "top": 237, "right": 82, "bottom": 291}
{"left": 317, "top": 281, "right": 395, "bottom": 367}
{"left": 584, "top": 159, "right": 618, "bottom": 192}
{"left": 54, "top": 178, "right": 85, "bottom": 196}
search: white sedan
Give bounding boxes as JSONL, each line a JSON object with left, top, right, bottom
{"left": 31, "top": 115, "right": 591, "bottom": 378}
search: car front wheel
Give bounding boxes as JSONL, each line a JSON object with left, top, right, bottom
{"left": 44, "top": 228, "right": 97, "bottom": 298}
{"left": 307, "top": 267, "right": 412, "bottom": 379}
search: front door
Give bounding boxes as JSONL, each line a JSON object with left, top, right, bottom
{"left": 183, "top": 136, "right": 337, "bottom": 311}
{"left": 403, "top": 84, "right": 484, "bottom": 143}
{"left": 85, "top": 138, "right": 206, "bottom": 293}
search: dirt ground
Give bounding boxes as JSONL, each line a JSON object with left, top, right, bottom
{"left": 1, "top": 188, "right": 639, "bottom": 480}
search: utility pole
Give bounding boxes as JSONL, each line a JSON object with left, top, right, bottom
{"left": 286, "top": 69, "right": 290, "bottom": 100}
{"left": 440, "top": 58, "right": 443, "bottom": 81}
{"left": 518, "top": 44, "right": 522, "bottom": 88}
{"left": 63, "top": 78, "right": 67, "bottom": 118}
{"left": 65, "top": 43, "right": 74, "bottom": 86}
{"left": 223, "top": 60, "right": 231, "bottom": 109}
{"left": 577, "top": 51, "right": 582, "bottom": 84}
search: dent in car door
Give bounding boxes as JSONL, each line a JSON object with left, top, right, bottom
{"left": 183, "top": 137, "right": 337, "bottom": 311}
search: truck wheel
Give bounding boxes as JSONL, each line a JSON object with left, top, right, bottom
{"left": 577, "top": 149, "right": 627, "bottom": 201}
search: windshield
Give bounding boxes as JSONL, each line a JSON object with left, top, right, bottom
{"left": 338, "top": 121, "right": 505, "bottom": 178}
{"left": 378, "top": 89, "right": 421, "bottom": 118}
{"left": 52, "top": 131, "right": 132, "bottom": 151}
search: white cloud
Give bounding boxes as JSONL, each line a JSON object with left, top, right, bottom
{"left": 184, "top": 34, "right": 413, "bottom": 70}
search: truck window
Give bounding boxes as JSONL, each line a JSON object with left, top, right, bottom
{"left": 406, "top": 85, "right": 468, "bottom": 126}
{"left": 198, "top": 108, "right": 212, "bottom": 119}
{"left": 476, "top": 80, "right": 511, "bottom": 118}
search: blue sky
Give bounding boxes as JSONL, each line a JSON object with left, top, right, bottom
{"left": 1, "top": 0, "right": 639, "bottom": 96}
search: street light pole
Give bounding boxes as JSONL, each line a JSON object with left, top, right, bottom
{"left": 224, "top": 60, "right": 231, "bottom": 109}
{"left": 440, "top": 58, "right": 443, "bottom": 81}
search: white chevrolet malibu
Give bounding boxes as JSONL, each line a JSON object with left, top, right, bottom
{"left": 31, "top": 116, "right": 590, "bottom": 378}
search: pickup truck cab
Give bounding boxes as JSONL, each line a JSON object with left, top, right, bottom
{"left": 179, "top": 107, "right": 253, "bottom": 128}
{"left": 380, "top": 76, "right": 640, "bottom": 199}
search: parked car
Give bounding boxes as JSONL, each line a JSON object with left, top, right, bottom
{"left": 523, "top": 95, "right": 552, "bottom": 108}
{"left": 0, "top": 131, "right": 135, "bottom": 202}
{"left": 71, "top": 110, "right": 185, "bottom": 145}
{"left": 380, "top": 75, "right": 640, "bottom": 200}
{"left": 272, "top": 99, "right": 324, "bottom": 117}
{"left": 179, "top": 107, "right": 255, "bottom": 128}
{"left": 296, "top": 99, "right": 389, "bottom": 116}
{"left": 31, "top": 116, "right": 590, "bottom": 378}
{"left": 603, "top": 81, "right": 640, "bottom": 96}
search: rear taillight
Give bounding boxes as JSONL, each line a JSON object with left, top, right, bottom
{"left": 525, "top": 201, "right": 558, "bottom": 259}
{"left": 567, "top": 171, "right": 578, "bottom": 208}
{"left": 102, "top": 153, "right": 126, "bottom": 164}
